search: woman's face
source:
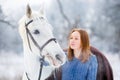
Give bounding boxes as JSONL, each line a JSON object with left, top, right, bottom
{"left": 69, "top": 31, "right": 81, "bottom": 50}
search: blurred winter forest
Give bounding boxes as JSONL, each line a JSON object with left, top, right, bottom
{"left": 0, "top": 0, "right": 120, "bottom": 80}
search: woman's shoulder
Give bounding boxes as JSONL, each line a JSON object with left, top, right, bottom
{"left": 89, "top": 53, "right": 97, "bottom": 62}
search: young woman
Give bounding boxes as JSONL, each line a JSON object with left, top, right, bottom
{"left": 46, "top": 28, "right": 113, "bottom": 80}
{"left": 62, "top": 28, "right": 98, "bottom": 80}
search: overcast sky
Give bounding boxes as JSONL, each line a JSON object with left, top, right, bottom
{"left": 0, "top": 0, "right": 52, "bottom": 16}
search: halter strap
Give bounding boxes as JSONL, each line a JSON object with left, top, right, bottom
{"left": 25, "top": 20, "right": 33, "bottom": 27}
{"left": 40, "top": 38, "right": 56, "bottom": 52}
{"left": 25, "top": 19, "right": 57, "bottom": 80}
{"left": 26, "top": 27, "right": 57, "bottom": 54}
{"left": 25, "top": 20, "right": 33, "bottom": 52}
{"left": 25, "top": 19, "right": 57, "bottom": 53}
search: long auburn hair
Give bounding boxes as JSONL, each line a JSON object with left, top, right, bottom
{"left": 68, "top": 28, "right": 91, "bottom": 62}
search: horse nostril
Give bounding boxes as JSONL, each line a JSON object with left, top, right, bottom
{"left": 55, "top": 54, "right": 62, "bottom": 62}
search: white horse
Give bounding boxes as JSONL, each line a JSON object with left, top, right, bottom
{"left": 18, "top": 5, "right": 66, "bottom": 80}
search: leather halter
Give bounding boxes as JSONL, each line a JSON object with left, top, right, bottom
{"left": 25, "top": 18, "right": 57, "bottom": 80}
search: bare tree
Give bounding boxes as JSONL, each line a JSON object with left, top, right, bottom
{"left": 56, "top": 0, "right": 71, "bottom": 26}
{"left": 56, "top": 0, "right": 80, "bottom": 28}
{"left": 0, "top": 19, "right": 16, "bottom": 28}
{"left": 0, "top": 5, "right": 15, "bottom": 28}
{"left": 55, "top": 0, "right": 81, "bottom": 48}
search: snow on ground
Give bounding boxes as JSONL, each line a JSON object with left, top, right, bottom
{"left": 0, "top": 51, "right": 24, "bottom": 80}
{"left": 104, "top": 53, "right": 120, "bottom": 80}
{"left": 0, "top": 51, "right": 120, "bottom": 80}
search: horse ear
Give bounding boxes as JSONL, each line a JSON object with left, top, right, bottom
{"left": 40, "top": 3, "right": 45, "bottom": 15}
{"left": 26, "top": 4, "right": 32, "bottom": 18}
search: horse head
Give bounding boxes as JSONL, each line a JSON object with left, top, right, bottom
{"left": 19, "top": 4, "right": 66, "bottom": 68}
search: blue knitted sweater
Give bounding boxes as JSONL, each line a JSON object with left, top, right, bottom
{"left": 62, "top": 54, "right": 98, "bottom": 80}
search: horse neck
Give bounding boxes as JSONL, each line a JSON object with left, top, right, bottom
{"left": 24, "top": 51, "right": 54, "bottom": 80}
{"left": 41, "top": 66, "right": 54, "bottom": 80}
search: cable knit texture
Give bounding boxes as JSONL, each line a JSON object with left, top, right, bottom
{"left": 62, "top": 54, "right": 98, "bottom": 80}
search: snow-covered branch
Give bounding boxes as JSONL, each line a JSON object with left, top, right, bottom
{"left": 56, "top": 0, "right": 71, "bottom": 26}
{"left": 0, "top": 19, "right": 16, "bottom": 28}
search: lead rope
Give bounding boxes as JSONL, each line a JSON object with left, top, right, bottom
{"left": 38, "top": 56, "right": 45, "bottom": 80}
{"left": 53, "top": 68, "right": 57, "bottom": 80}
{"left": 25, "top": 58, "right": 44, "bottom": 80}
{"left": 25, "top": 72, "right": 30, "bottom": 80}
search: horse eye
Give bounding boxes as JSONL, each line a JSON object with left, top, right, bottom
{"left": 33, "top": 29, "right": 40, "bottom": 34}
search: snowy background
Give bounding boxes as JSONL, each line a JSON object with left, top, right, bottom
{"left": 0, "top": 0, "right": 120, "bottom": 80}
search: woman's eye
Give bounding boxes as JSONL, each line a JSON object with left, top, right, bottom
{"left": 75, "top": 38, "right": 78, "bottom": 40}
{"left": 33, "top": 29, "right": 40, "bottom": 34}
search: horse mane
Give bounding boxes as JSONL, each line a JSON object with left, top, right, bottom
{"left": 90, "top": 46, "right": 113, "bottom": 80}
{"left": 46, "top": 46, "right": 113, "bottom": 80}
